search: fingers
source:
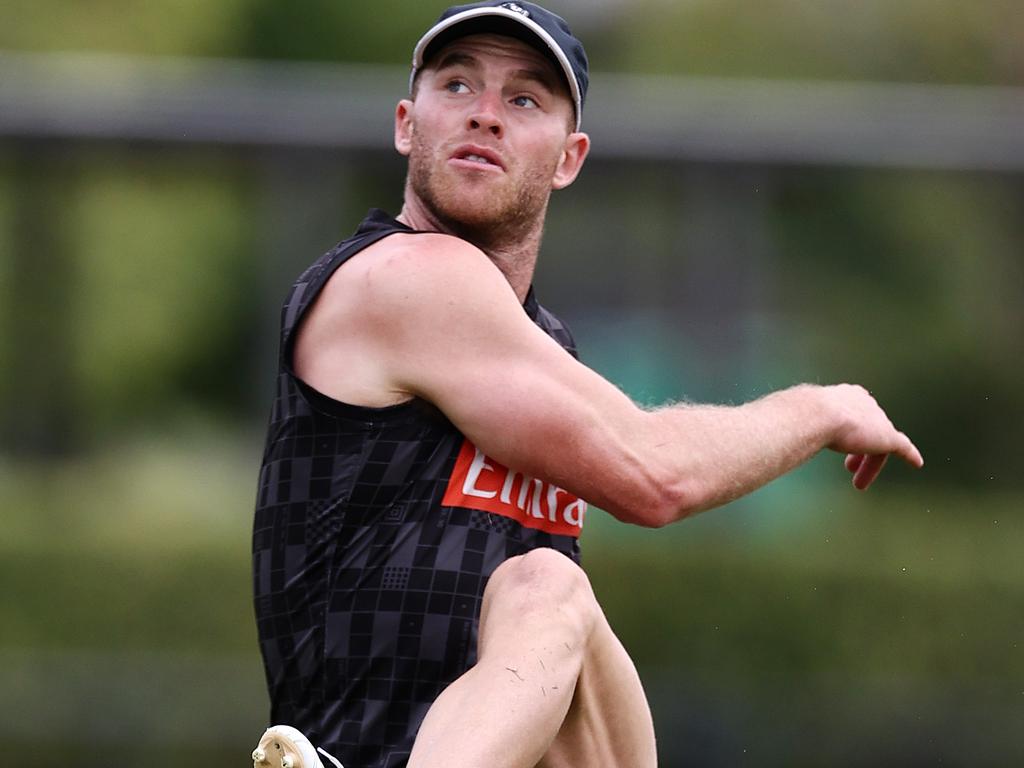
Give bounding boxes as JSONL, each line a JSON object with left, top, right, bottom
{"left": 844, "top": 434, "right": 922, "bottom": 491}
{"left": 845, "top": 454, "right": 863, "bottom": 473}
{"left": 828, "top": 385, "right": 923, "bottom": 467}
{"left": 897, "top": 432, "right": 925, "bottom": 469}
{"left": 832, "top": 384, "right": 923, "bottom": 488}
{"left": 852, "top": 453, "right": 888, "bottom": 490}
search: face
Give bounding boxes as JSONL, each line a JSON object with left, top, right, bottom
{"left": 395, "top": 33, "right": 589, "bottom": 245}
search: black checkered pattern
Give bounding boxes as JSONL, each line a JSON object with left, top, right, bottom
{"left": 253, "top": 210, "right": 582, "bottom": 768}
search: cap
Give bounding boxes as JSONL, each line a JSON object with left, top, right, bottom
{"left": 410, "top": 1, "right": 589, "bottom": 131}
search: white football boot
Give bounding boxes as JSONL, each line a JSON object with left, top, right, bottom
{"left": 252, "top": 725, "right": 345, "bottom": 768}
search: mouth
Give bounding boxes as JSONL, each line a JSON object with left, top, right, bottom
{"left": 450, "top": 145, "right": 505, "bottom": 171}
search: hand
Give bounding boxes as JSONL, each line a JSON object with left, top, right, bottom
{"left": 823, "top": 384, "right": 924, "bottom": 490}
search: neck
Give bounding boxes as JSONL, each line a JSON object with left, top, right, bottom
{"left": 397, "top": 193, "right": 544, "bottom": 303}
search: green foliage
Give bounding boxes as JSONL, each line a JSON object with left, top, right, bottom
{"left": 0, "top": 0, "right": 249, "bottom": 57}
{"left": 0, "top": 433, "right": 255, "bottom": 651}
{"left": 613, "top": 0, "right": 1023, "bottom": 85}
{"left": 238, "top": 0, "right": 436, "bottom": 64}
{"left": 1, "top": 441, "right": 1021, "bottom": 763}
{"left": 771, "top": 171, "right": 1024, "bottom": 488}
{"left": 1, "top": 3, "right": 1020, "bottom": 763}
{"left": 0, "top": 549, "right": 252, "bottom": 652}
{"left": 0, "top": 0, "right": 438, "bottom": 63}
{"left": 2, "top": 0, "right": 1019, "bottom": 89}
{"left": 588, "top": 489, "right": 1024, "bottom": 686}
{"left": 585, "top": 489, "right": 1024, "bottom": 764}
{"left": 0, "top": 163, "right": 12, "bottom": 400}
{"left": 68, "top": 153, "right": 255, "bottom": 435}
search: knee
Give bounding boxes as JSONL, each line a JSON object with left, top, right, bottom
{"left": 484, "top": 548, "right": 599, "bottom": 642}
{"left": 489, "top": 548, "right": 592, "bottom": 601}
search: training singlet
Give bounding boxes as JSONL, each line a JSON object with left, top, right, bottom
{"left": 253, "top": 209, "right": 587, "bottom": 768}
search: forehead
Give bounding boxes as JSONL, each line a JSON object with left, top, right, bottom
{"left": 428, "top": 33, "right": 564, "bottom": 86}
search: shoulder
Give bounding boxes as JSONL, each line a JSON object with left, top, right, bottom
{"left": 320, "top": 231, "right": 519, "bottom": 328}
{"left": 356, "top": 231, "right": 504, "bottom": 291}
{"left": 294, "top": 230, "right": 517, "bottom": 405}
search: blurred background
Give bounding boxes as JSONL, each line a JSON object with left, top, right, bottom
{"left": 1, "top": 1, "right": 1022, "bottom": 765}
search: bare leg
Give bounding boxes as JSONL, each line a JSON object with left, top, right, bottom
{"left": 407, "top": 548, "right": 657, "bottom": 768}
{"left": 537, "top": 614, "right": 657, "bottom": 768}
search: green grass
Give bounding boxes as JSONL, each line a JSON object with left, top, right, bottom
{"left": 582, "top": 485, "right": 1024, "bottom": 765}
{"left": 1, "top": 434, "right": 1021, "bottom": 765}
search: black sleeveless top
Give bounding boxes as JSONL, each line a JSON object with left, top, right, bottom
{"left": 253, "top": 209, "right": 587, "bottom": 768}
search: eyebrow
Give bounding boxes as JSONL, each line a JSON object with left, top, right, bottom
{"left": 433, "top": 51, "right": 561, "bottom": 96}
{"left": 509, "top": 67, "right": 560, "bottom": 95}
{"left": 433, "top": 51, "right": 479, "bottom": 72}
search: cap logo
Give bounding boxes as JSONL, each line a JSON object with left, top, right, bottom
{"left": 500, "top": 2, "right": 530, "bottom": 18}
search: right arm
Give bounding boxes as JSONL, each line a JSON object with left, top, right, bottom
{"left": 295, "top": 234, "right": 922, "bottom": 528}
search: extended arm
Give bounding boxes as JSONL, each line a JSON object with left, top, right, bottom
{"left": 296, "top": 234, "right": 923, "bottom": 528}
{"left": 632, "top": 383, "right": 921, "bottom": 522}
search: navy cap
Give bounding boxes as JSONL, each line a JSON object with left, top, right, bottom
{"left": 410, "top": 1, "right": 589, "bottom": 131}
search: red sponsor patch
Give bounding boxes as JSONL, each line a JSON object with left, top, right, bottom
{"left": 442, "top": 439, "right": 586, "bottom": 538}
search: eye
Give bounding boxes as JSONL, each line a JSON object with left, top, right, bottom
{"left": 445, "top": 80, "right": 470, "bottom": 94}
{"left": 511, "top": 95, "right": 539, "bottom": 109}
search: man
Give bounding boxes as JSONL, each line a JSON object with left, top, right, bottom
{"left": 251, "top": 3, "right": 924, "bottom": 767}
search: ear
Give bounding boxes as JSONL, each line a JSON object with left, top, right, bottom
{"left": 551, "top": 131, "right": 591, "bottom": 190}
{"left": 395, "top": 99, "right": 414, "bottom": 157}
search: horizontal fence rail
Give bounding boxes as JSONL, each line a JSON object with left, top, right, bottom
{"left": 2, "top": 50, "right": 1023, "bottom": 170}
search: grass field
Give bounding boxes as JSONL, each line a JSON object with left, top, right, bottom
{"left": 1, "top": 432, "right": 1021, "bottom": 767}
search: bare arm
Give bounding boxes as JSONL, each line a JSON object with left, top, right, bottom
{"left": 296, "top": 234, "right": 923, "bottom": 527}
{"left": 635, "top": 383, "right": 921, "bottom": 520}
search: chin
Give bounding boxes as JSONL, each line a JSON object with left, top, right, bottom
{"left": 433, "top": 188, "right": 513, "bottom": 228}
{"left": 411, "top": 165, "right": 547, "bottom": 240}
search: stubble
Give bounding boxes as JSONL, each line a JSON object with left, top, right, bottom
{"left": 407, "top": 124, "right": 557, "bottom": 251}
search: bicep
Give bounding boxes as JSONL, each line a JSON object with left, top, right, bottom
{"left": 372, "top": 252, "right": 662, "bottom": 515}
{"left": 407, "top": 313, "right": 628, "bottom": 471}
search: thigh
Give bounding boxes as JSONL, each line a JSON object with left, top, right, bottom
{"left": 537, "top": 614, "right": 657, "bottom": 768}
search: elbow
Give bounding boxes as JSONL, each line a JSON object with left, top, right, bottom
{"left": 649, "top": 479, "right": 701, "bottom": 527}
{"left": 614, "top": 475, "right": 699, "bottom": 529}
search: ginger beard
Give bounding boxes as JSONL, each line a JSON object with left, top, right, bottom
{"left": 405, "top": 118, "right": 562, "bottom": 250}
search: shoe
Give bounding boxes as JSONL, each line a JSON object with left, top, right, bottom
{"left": 252, "top": 725, "right": 345, "bottom": 768}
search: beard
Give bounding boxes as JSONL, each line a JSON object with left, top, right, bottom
{"left": 406, "top": 125, "right": 557, "bottom": 250}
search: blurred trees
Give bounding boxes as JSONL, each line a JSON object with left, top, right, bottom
{"left": 1, "top": 3, "right": 1022, "bottom": 765}
{"left": 238, "top": 0, "right": 435, "bottom": 64}
{"left": 0, "top": 151, "right": 257, "bottom": 451}
{"left": 1, "top": 0, "right": 1022, "bottom": 488}
{"left": 613, "top": 0, "right": 1023, "bottom": 86}
{"left": 770, "top": 171, "right": 1024, "bottom": 489}
{"left": 4, "top": 148, "right": 1021, "bottom": 489}
{"left": 69, "top": 153, "right": 257, "bottom": 431}
{"left": 0, "top": 0, "right": 248, "bottom": 58}
{"left": 2, "top": 1, "right": 1020, "bottom": 85}
{"left": 0, "top": 153, "right": 80, "bottom": 454}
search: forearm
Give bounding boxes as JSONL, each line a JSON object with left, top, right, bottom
{"left": 640, "top": 384, "right": 837, "bottom": 524}
{"left": 633, "top": 380, "right": 922, "bottom": 525}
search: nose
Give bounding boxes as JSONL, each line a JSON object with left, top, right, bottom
{"left": 467, "top": 89, "right": 504, "bottom": 138}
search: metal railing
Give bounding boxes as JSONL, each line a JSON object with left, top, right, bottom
{"left": 3, "top": 49, "right": 1023, "bottom": 170}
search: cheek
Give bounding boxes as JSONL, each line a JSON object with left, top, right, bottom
{"left": 525, "top": 131, "right": 569, "bottom": 173}
{"left": 410, "top": 113, "right": 450, "bottom": 153}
